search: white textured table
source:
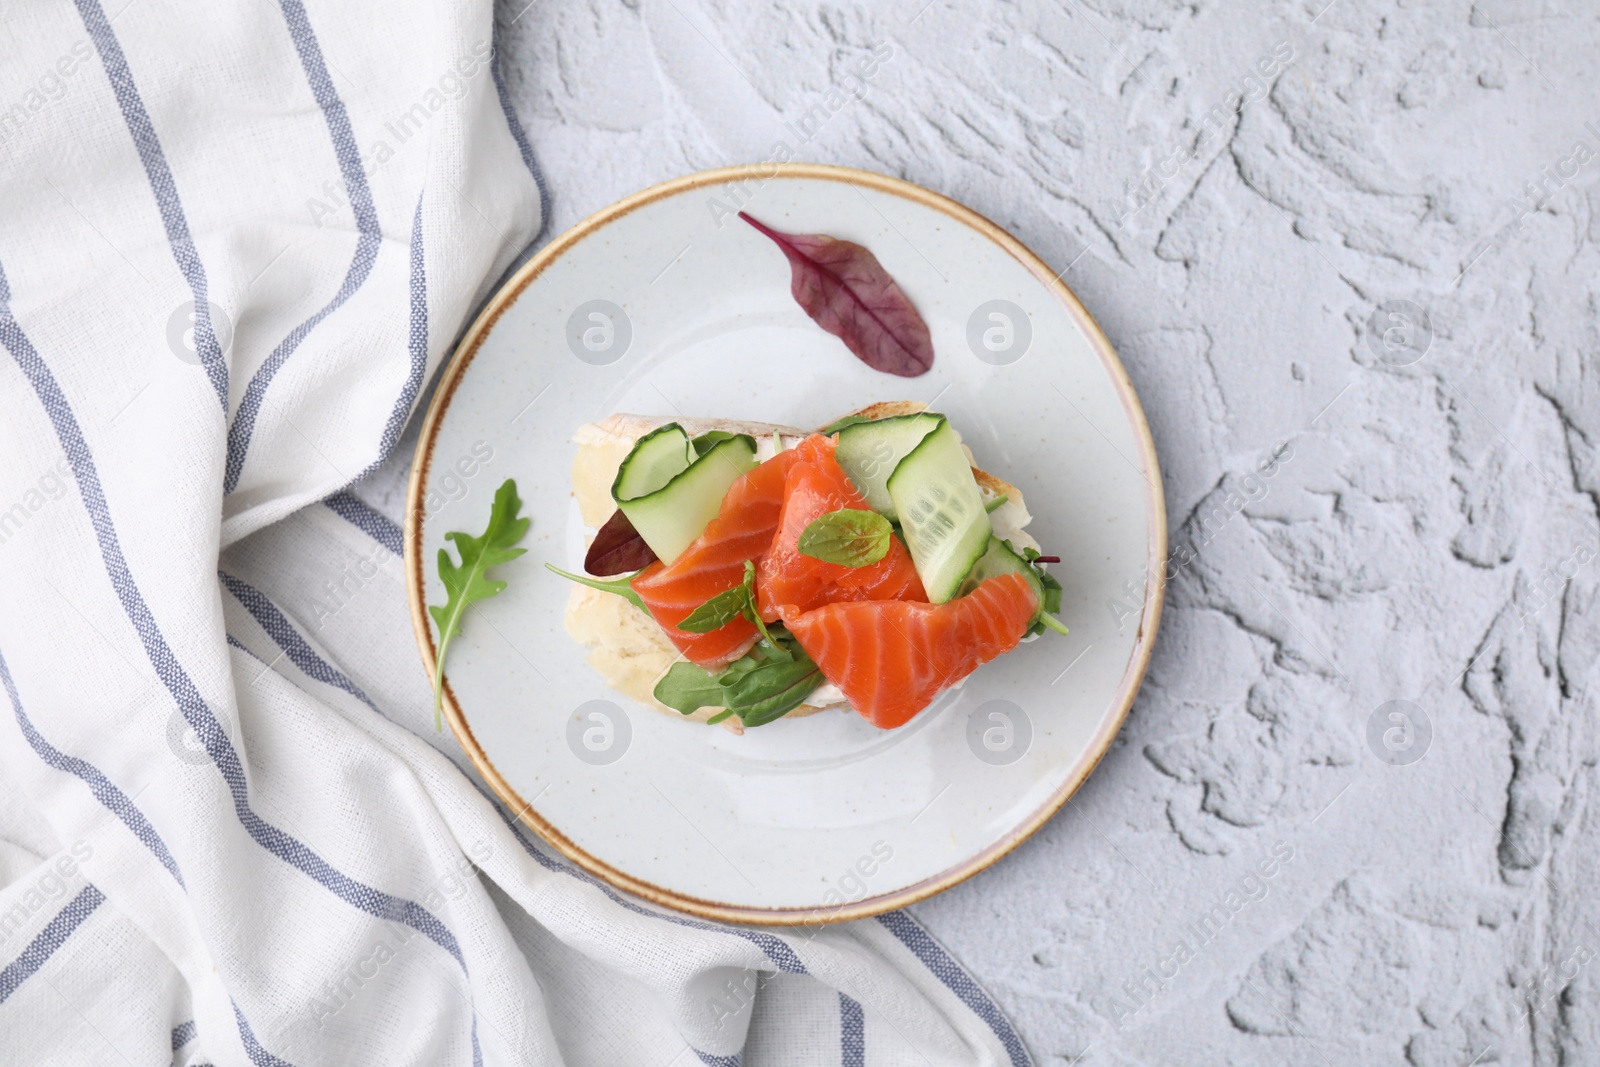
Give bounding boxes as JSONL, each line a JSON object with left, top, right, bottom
{"left": 476, "top": 3, "right": 1600, "bottom": 1063}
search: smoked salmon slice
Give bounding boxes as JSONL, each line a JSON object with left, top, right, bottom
{"left": 755, "top": 434, "right": 926, "bottom": 620}
{"left": 784, "top": 572, "right": 1038, "bottom": 729}
{"left": 631, "top": 448, "right": 801, "bottom": 668}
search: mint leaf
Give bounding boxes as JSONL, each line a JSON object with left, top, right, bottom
{"left": 676, "top": 583, "right": 753, "bottom": 633}
{"left": 654, "top": 661, "right": 726, "bottom": 715}
{"left": 797, "top": 508, "right": 892, "bottom": 567}
{"left": 429, "top": 479, "right": 530, "bottom": 730}
{"left": 677, "top": 560, "right": 783, "bottom": 649}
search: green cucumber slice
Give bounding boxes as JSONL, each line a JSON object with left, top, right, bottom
{"left": 691, "top": 430, "right": 740, "bottom": 457}
{"left": 887, "top": 418, "right": 992, "bottom": 602}
{"left": 611, "top": 424, "right": 693, "bottom": 502}
{"left": 959, "top": 537, "right": 1067, "bottom": 636}
{"left": 958, "top": 536, "right": 1044, "bottom": 608}
{"left": 616, "top": 434, "right": 757, "bottom": 563}
{"left": 834, "top": 412, "right": 943, "bottom": 521}
{"left": 817, "top": 413, "right": 876, "bottom": 435}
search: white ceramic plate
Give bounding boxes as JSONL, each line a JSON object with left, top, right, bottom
{"left": 407, "top": 164, "right": 1165, "bottom": 924}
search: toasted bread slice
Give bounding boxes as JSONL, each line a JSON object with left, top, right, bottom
{"left": 563, "top": 404, "right": 1039, "bottom": 730}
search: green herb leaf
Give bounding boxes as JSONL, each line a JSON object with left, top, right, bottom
{"left": 734, "top": 560, "right": 790, "bottom": 650}
{"left": 545, "top": 563, "right": 648, "bottom": 612}
{"left": 652, "top": 622, "right": 822, "bottom": 727}
{"left": 984, "top": 493, "right": 1009, "bottom": 514}
{"left": 751, "top": 631, "right": 794, "bottom": 663}
{"left": 676, "top": 583, "right": 753, "bottom": 633}
{"left": 653, "top": 661, "right": 727, "bottom": 715}
{"left": 677, "top": 560, "right": 782, "bottom": 648}
{"left": 797, "top": 508, "right": 892, "bottom": 568}
{"left": 719, "top": 649, "right": 766, "bottom": 681}
{"left": 721, "top": 657, "right": 824, "bottom": 727}
{"left": 1037, "top": 567, "right": 1063, "bottom": 617}
{"left": 429, "top": 479, "right": 530, "bottom": 730}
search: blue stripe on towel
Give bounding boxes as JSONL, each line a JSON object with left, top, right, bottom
{"left": 338, "top": 193, "right": 430, "bottom": 489}
{"left": 73, "top": 0, "right": 229, "bottom": 412}
{"left": 490, "top": 24, "right": 550, "bottom": 231}
{"left": 375, "top": 195, "right": 429, "bottom": 473}
{"left": 218, "top": 570, "right": 383, "bottom": 716}
{"left": 232, "top": 1000, "right": 297, "bottom": 1067}
{"left": 223, "top": 0, "right": 383, "bottom": 494}
{"left": 875, "top": 911, "right": 1032, "bottom": 1067}
{"left": 323, "top": 490, "right": 403, "bottom": 556}
{"left": 0, "top": 884, "right": 104, "bottom": 1004}
{"left": 840, "top": 993, "right": 864, "bottom": 1067}
{"left": 0, "top": 597, "right": 184, "bottom": 890}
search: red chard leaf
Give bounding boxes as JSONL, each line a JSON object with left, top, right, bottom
{"left": 739, "top": 211, "right": 934, "bottom": 377}
{"left": 584, "top": 509, "right": 658, "bottom": 575}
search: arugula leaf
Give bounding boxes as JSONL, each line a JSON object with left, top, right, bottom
{"left": 654, "top": 661, "right": 726, "bottom": 715}
{"left": 676, "top": 583, "right": 752, "bottom": 633}
{"left": 545, "top": 564, "right": 648, "bottom": 612}
{"left": 984, "top": 493, "right": 1009, "bottom": 514}
{"left": 429, "top": 479, "right": 530, "bottom": 730}
{"left": 797, "top": 508, "right": 891, "bottom": 567}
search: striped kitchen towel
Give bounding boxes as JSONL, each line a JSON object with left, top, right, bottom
{"left": 0, "top": 1, "right": 1032, "bottom": 1064}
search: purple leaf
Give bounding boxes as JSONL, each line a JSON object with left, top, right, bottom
{"left": 584, "top": 509, "right": 658, "bottom": 575}
{"left": 739, "top": 211, "right": 934, "bottom": 377}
